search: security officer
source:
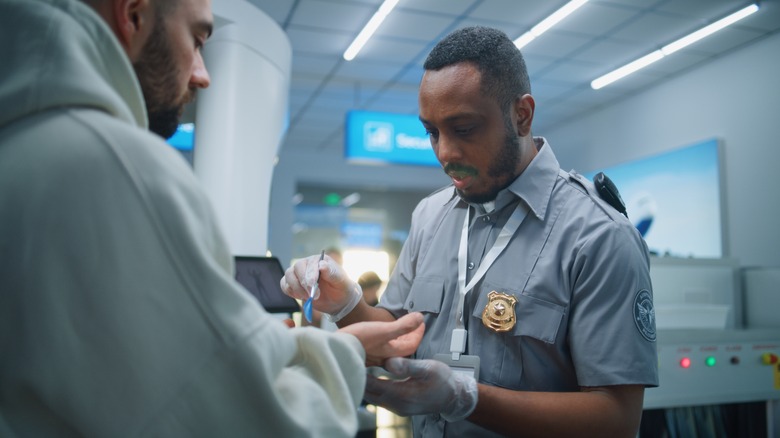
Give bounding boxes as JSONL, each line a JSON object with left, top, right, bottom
{"left": 282, "top": 26, "right": 658, "bottom": 438}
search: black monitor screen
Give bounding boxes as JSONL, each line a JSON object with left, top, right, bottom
{"left": 234, "top": 256, "right": 300, "bottom": 314}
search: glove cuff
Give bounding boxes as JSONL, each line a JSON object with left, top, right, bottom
{"left": 326, "top": 282, "right": 363, "bottom": 323}
{"left": 440, "top": 373, "right": 478, "bottom": 422}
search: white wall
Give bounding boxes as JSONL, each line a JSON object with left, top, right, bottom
{"left": 546, "top": 31, "right": 780, "bottom": 268}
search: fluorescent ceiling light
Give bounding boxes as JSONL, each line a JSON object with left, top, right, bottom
{"left": 592, "top": 3, "right": 759, "bottom": 90}
{"left": 661, "top": 3, "right": 759, "bottom": 55}
{"left": 514, "top": 0, "right": 589, "bottom": 49}
{"left": 343, "top": 0, "right": 399, "bottom": 61}
{"left": 591, "top": 51, "right": 665, "bottom": 90}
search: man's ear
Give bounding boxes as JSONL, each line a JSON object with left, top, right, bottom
{"left": 513, "top": 94, "right": 535, "bottom": 137}
{"left": 112, "top": 0, "right": 153, "bottom": 60}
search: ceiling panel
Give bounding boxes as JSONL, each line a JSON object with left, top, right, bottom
{"left": 538, "top": 59, "right": 605, "bottom": 85}
{"left": 654, "top": 0, "right": 754, "bottom": 17}
{"left": 467, "top": 1, "right": 564, "bottom": 28}
{"left": 232, "top": 0, "right": 780, "bottom": 158}
{"left": 374, "top": 9, "right": 455, "bottom": 41}
{"left": 608, "top": 11, "right": 694, "bottom": 44}
{"left": 554, "top": 2, "right": 641, "bottom": 36}
{"left": 245, "top": 1, "right": 294, "bottom": 23}
{"left": 285, "top": 27, "right": 353, "bottom": 57}
{"left": 397, "top": 0, "right": 475, "bottom": 15}
{"left": 352, "top": 37, "right": 429, "bottom": 63}
{"left": 289, "top": 0, "right": 376, "bottom": 32}
{"left": 521, "top": 31, "right": 593, "bottom": 59}
{"left": 333, "top": 59, "right": 408, "bottom": 83}
{"left": 443, "top": 17, "right": 524, "bottom": 40}
{"left": 569, "top": 37, "right": 645, "bottom": 66}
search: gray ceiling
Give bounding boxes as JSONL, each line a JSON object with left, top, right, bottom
{"left": 244, "top": 0, "right": 780, "bottom": 157}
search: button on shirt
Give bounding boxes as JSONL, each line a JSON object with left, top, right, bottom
{"left": 462, "top": 194, "right": 525, "bottom": 330}
{"left": 379, "top": 138, "right": 658, "bottom": 438}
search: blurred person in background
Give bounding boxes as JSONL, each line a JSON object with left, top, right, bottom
{"left": 358, "top": 271, "right": 383, "bottom": 307}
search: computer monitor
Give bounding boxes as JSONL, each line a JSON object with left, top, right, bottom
{"left": 583, "top": 138, "right": 725, "bottom": 259}
{"left": 234, "top": 256, "right": 300, "bottom": 314}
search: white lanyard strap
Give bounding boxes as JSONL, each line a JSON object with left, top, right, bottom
{"left": 455, "top": 202, "right": 527, "bottom": 332}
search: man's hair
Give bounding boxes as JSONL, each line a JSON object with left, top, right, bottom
{"left": 80, "top": 0, "right": 179, "bottom": 18}
{"left": 358, "top": 271, "right": 382, "bottom": 290}
{"left": 423, "top": 26, "right": 531, "bottom": 113}
{"left": 154, "top": 0, "right": 180, "bottom": 17}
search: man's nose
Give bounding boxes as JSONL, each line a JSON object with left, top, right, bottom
{"left": 191, "top": 52, "right": 211, "bottom": 89}
{"left": 435, "top": 134, "right": 462, "bottom": 164}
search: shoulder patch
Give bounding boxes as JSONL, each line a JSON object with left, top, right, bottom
{"left": 633, "top": 289, "right": 656, "bottom": 342}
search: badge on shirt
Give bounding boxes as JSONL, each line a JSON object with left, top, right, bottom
{"left": 633, "top": 289, "right": 656, "bottom": 342}
{"left": 481, "top": 291, "right": 517, "bottom": 332}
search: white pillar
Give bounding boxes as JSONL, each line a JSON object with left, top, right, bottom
{"left": 193, "top": 0, "right": 291, "bottom": 256}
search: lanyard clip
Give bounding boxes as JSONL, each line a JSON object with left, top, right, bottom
{"left": 450, "top": 328, "right": 467, "bottom": 360}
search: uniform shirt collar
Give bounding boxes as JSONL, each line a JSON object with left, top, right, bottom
{"left": 502, "top": 137, "right": 559, "bottom": 220}
{"left": 451, "top": 137, "right": 560, "bottom": 220}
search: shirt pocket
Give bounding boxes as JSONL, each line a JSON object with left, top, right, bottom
{"left": 471, "top": 285, "right": 565, "bottom": 343}
{"left": 471, "top": 283, "right": 566, "bottom": 389}
{"left": 513, "top": 293, "right": 565, "bottom": 343}
{"left": 403, "top": 276, "right": 445, "bottom": 315}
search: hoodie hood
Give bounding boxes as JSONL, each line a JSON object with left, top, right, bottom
{"left": 0, "top": 0, "right": 147, "bottom": 130}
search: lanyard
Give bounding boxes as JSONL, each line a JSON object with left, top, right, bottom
{"left": 450, "top": 201, "right": 527, "bottom": 358}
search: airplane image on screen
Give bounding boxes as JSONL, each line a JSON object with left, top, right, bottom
{"left": 630, "top": 193, "right": 656, "bottom": 238}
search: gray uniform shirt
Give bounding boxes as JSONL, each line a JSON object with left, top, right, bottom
{"left": 380, "top": 138, "right": 658, "bottom": 437}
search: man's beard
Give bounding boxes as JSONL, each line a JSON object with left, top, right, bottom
{"left": 448, "top": 118, "right": 520, "bottom": 204}
{"left": 133, "top": 19, "right": 190, "bottom": 139}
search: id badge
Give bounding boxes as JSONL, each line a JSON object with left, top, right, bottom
{"left": 433, "top": 353, "right": 480, "bottom": 379}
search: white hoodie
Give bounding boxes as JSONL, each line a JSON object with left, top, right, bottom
{"left": 0, "top": 0, "right": 366, "bottom": 436}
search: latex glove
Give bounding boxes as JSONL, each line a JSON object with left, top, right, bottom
{"left": 339, "top": 312, "right": 425, "bottom": 367}
{"left": 364, "top": 357, "right": 478, "bottom": 422}
{"left": 280, "top": 253, "right": 362, "bottom": 321}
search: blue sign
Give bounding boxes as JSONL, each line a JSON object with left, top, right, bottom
{"left": 345, "top": 111, "right": 438, "bottom": 167}
{"left": 167, "top": 123, "right": 194, "bottom": 151}
{"left": 341, "top": 221, "right": 383, "bottom": 249}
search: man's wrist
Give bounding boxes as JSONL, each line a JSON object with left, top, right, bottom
{"left": 327, "top": 282, "right": 363, "bottom": 323}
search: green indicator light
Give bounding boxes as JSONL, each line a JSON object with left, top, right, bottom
{"left": 323, "top": 193, "right": 341, "bottom": 206}
{"left": 705, "top": 356, "right": 716, "bottom": 367}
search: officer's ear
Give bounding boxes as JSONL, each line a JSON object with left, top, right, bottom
{"left": 112, "top": 0, "right": 154, "bottom": 61}
{"left": 513, "top": 94, "right": 535, "bottom": 137}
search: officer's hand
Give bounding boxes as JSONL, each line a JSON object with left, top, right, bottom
{"left": 364, "top": 357, "right": 478, "bottom": 422}
{"left": 280, "top": 254, "right": 361, "bottom": 318}
{"left": 339, "top": 313, "right": 424, "bottom": 367}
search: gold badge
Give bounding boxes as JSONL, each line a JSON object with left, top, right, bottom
{"left": 482, "top": 291, "right": 517, "bottom": 332}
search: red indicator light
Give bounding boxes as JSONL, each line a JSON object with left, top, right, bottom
{"left": 680, "top": 357, "right": 692, "bottom": 368}
{"left": 761, "top": 353, "right": 779, "bottom": 365}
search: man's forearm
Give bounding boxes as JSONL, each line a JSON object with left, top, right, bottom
{"left": 336, "top": 300, "right": 396, "bottom": 327}
{"left": 468, "top": 383, "right": 645, "bottom": 437}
